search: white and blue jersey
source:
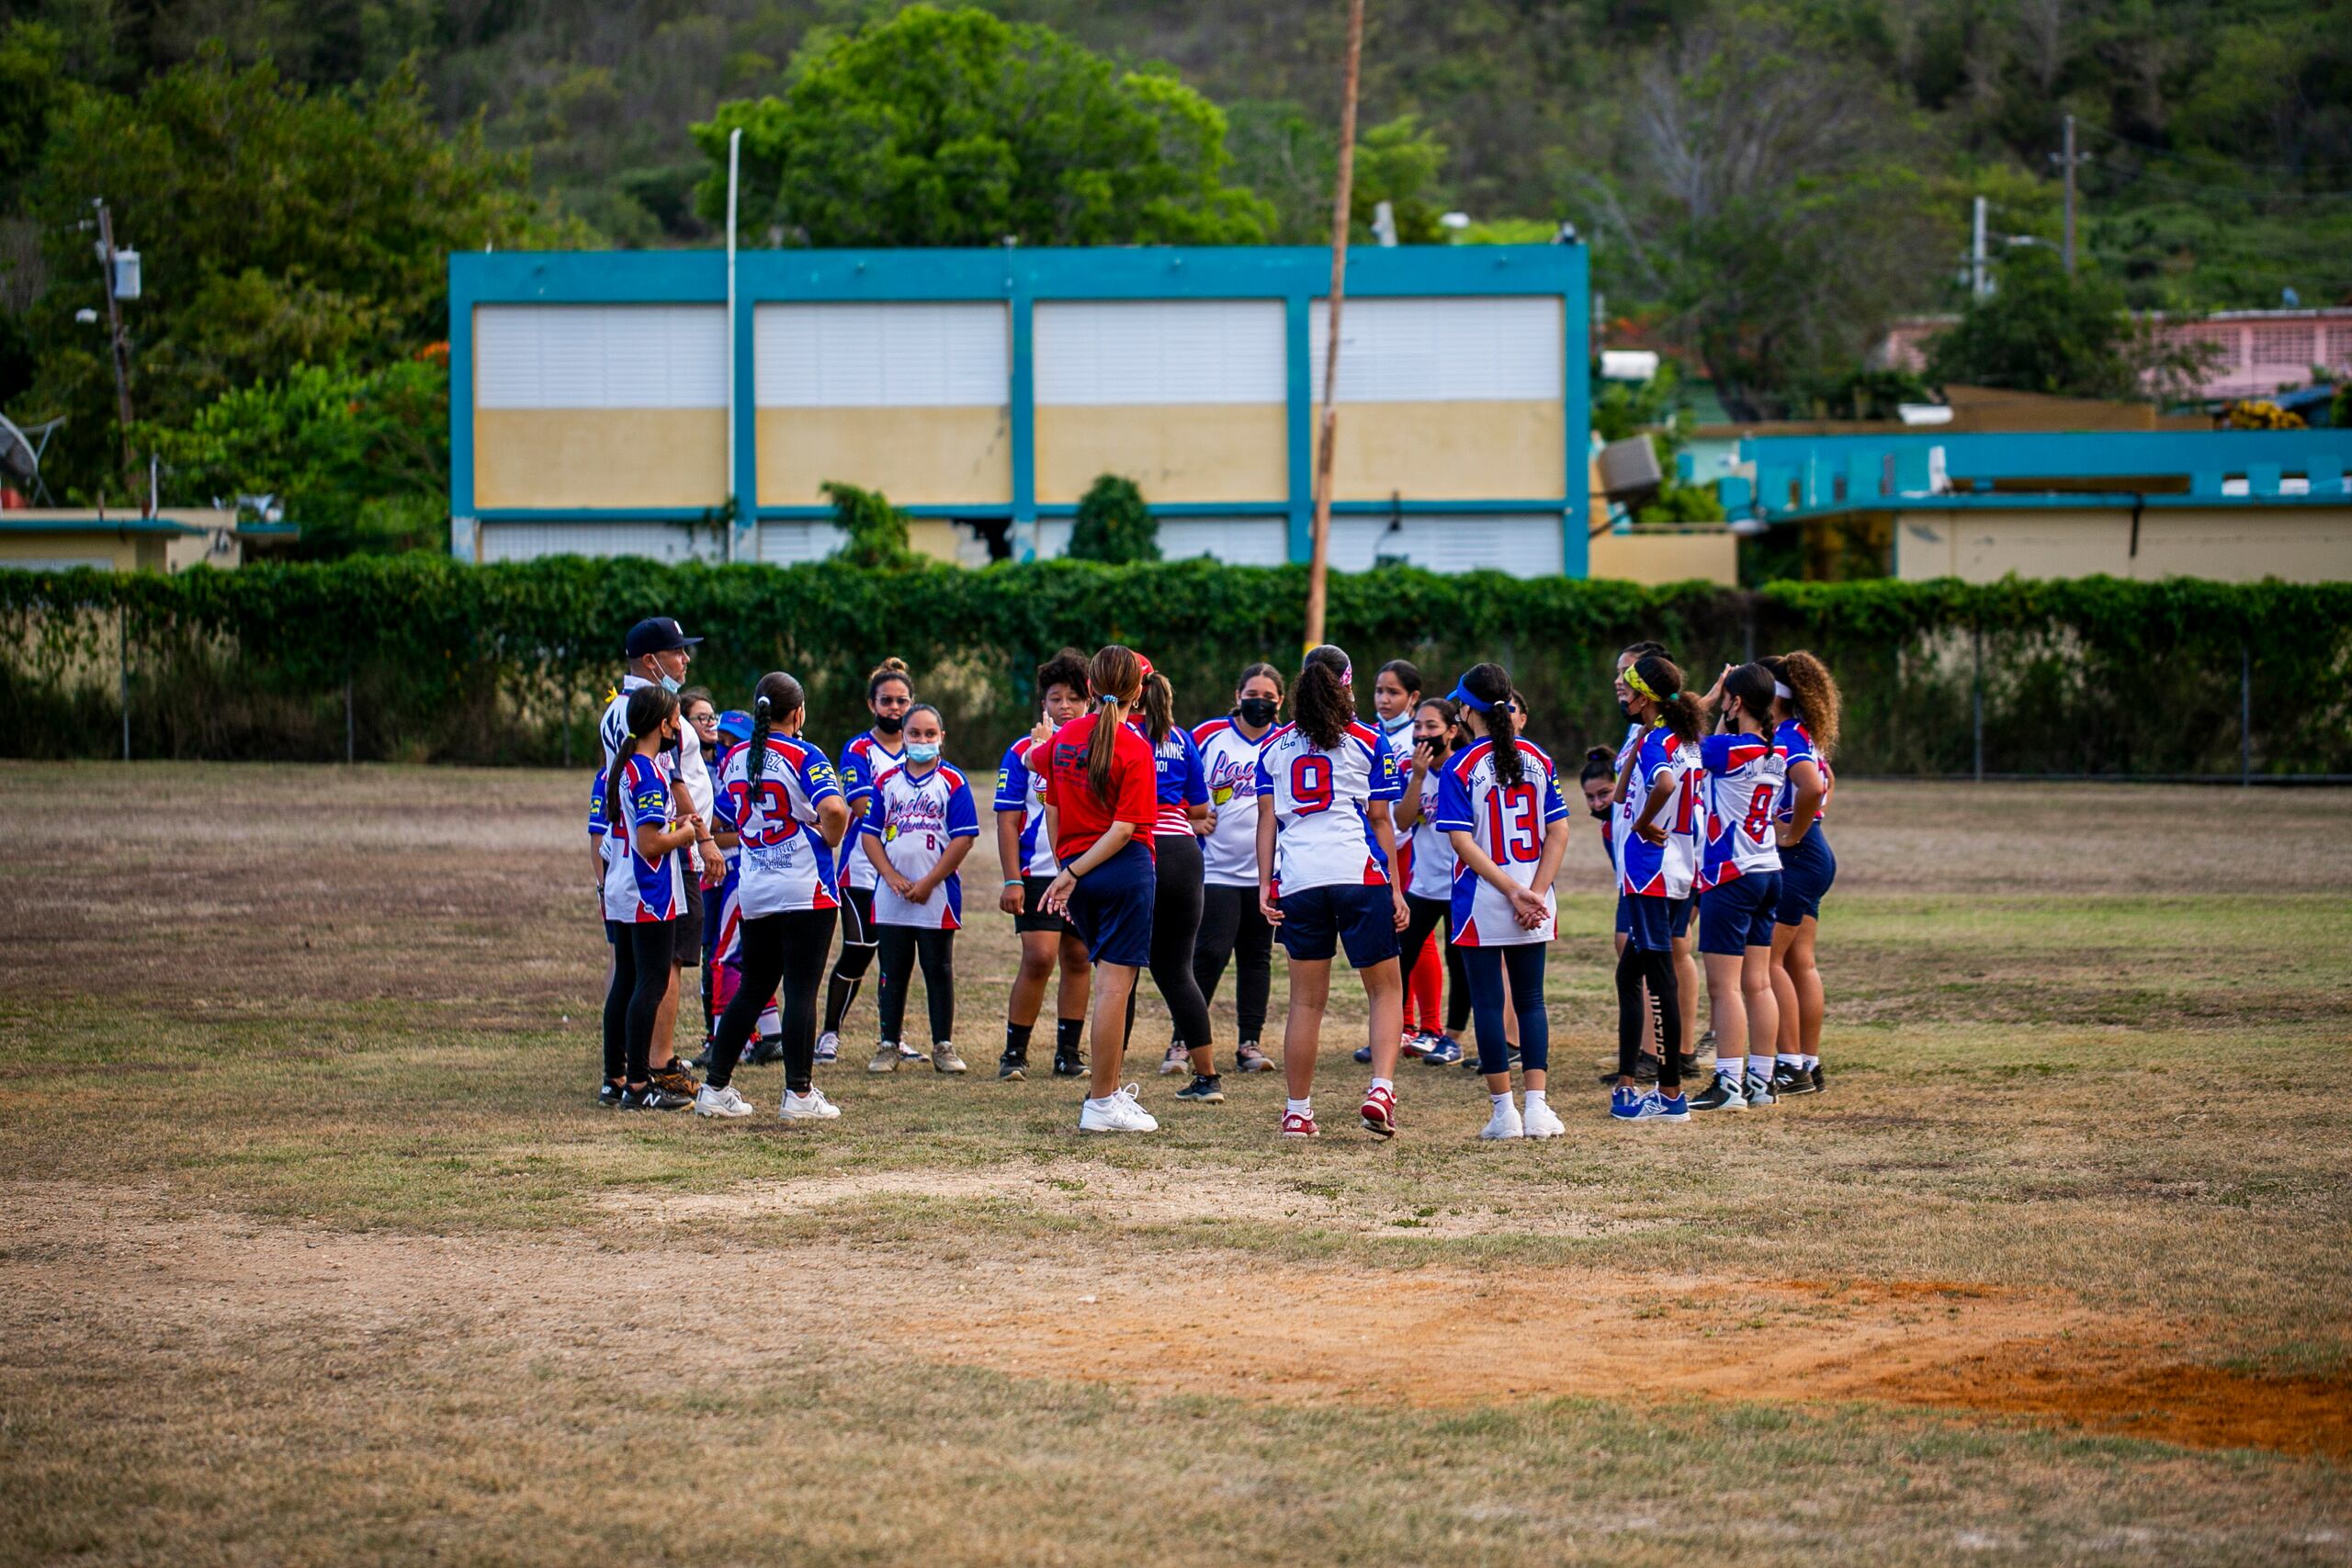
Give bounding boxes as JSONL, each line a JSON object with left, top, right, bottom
{"left": 992, "top": 736, "right": 1057, "bottom": 878}
{"left": 711, "top": 734, "right": 845, "bottom": 918}
{"left": 603, "top": 752, "right": 684, "bottom": 923}
{"left": 862, "top": 761, "right": 981, "bottom": 930}
{"left": 1255, "top": 720, "right": 1404, "bottom": 896}
{"left": 1193, "top": 718, "right": 1272, "bottom": 887}
{"left": 1773, "top": 718, "right": 1834, "bottom": 824}
{"left": 1133, "top": 720, "right": 1208, "bottom": 839}
{"left": 1616, "top": 725, "right": 1700, "bottom": 900}
{"left": 1697, "top": 731, "right": 1787, "bottom": 889}
{"left": 1433, "top": 739, "right": 1568, "bottom": 947}
{"left": 836, "top": 733, "right": 905, "bottom": 891}
{"left": 1403, "top": 743, "right": 1464, "bottom": 903}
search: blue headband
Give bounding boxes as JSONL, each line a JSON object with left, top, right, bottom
{"left": 1448, "top": 683, "right": 1513, "bottom": 715}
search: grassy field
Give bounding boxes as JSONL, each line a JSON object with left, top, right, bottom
{"left": 2, "top": 762, "right": 2348, "bottom": 1566}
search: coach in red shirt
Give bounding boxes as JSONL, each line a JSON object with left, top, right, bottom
{"left": 1041, "top": 645, "right": 1161, "bottom": 1132}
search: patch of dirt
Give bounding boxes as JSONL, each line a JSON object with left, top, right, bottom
{"left": 602, "top": 1164, "right": 1669, "bottom": 1239}
{"left": 9, "top": 1182, "right": 2343, "bottom": 1458}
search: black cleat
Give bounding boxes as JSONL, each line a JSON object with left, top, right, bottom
{"left": 598, "top": 1082, "right": 625, "bottom": 1109}
{"left": 620, "top": 1084, "right": 692, "bottom": 1111}
{"left": 1677, "top": 1051, "right": 1702, "bottom": 1081}
{"left": 1174, "top": 1073, "right": 1225, "bottom": 1103}
{"left": 997, "top": 1051, "right": 1028, "bottom": 1082}
{"left": 1771, "top": 1062, "right": 1816, "bottom": 1096}
{"left": 1687, "top": 1073, "right": 1748, "bottom": 1112}
{"left": 1633, "top": 1053, "right": 1661, "bottom": 1085}
{"left": 690, "top": 1043, "right": 715, "bottom": 1070}
{"left": 1052, "top": 1049, "right": 1087, "bottom": 1077}
{"left": 1810, "top": 1064, "right": 1827, "bottom": 1095}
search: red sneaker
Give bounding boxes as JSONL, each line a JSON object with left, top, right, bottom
{"left": 1360, "top": 1084, "right": 1397, "bottom": 1139}
{"left": 1280, "top": 1109, "right": 1319, "bottom": 1138}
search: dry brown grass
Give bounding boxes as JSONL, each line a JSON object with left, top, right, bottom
{"left": 2, "top": 761, "right": 2348, "bottom": 1566}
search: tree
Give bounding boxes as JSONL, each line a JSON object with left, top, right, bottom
{"left": 140, "top": 351, "right": 449, "bottom": 558}
{"left": 1923, "top": 246, "right": 2214, "bottom": 400}
{"left": 1067, "top": 475, "right": 1159, "bottom": 564}
{"left": 1350, "top": 115, "right": 1450, "bottom": 243}
{"left": 692, "top": 6, "right": 1271, "bottom": 248}
{"left": 823, "top": 482, "right": 919, "bottom": 570}
{"left": 19, "top": 49, "right": 582, "bottom": 500}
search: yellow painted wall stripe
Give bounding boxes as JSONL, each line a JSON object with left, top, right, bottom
{"left": 1035, "top": 403, "right": 1288, "bottom": 504}
{"left": 475, "top": 409, "right": 727, "bottom": 509}
{"left": 756, "top": 406, "right": 1011, "bottom": 507}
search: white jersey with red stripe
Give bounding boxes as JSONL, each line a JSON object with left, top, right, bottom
{"left": 1193, "top": 717, "right": 1273, "bottom": 887}
{"left": 991, "top": 735, "right": 1057, "bottom": 878}
{"left": 1433, "top": 738, "right": 1568, "bottom": 946}
{"left": 712, "top": 734, "right": 845, "bottom": 918}
{"left": 1403, "top": 745, "right": 1462, "bottom": 902}
{"left": 1253, "top": 720, "right": 1404, "bottom": 895}
{"left": 1697, "top": 730, "right": 1786, "bottom": 888}
{"left": 862, "top": 761, "right": 981, "bottom": 929}
{"left": 1774, "top": 718, "right": 1833, "bottom": 824}
{"left": 835, "top": 733, "right": 906, "bottom": 890}
{"left": 602, "top": 751, "right": 684, "bottom": 923}
{"left": 1615, "top": 724, "right": 1702, "bottom": 899}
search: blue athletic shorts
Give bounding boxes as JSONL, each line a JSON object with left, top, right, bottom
{"left": 1616, "top": 892, "right": 1692, "bottom": 940}
{"left": 1775, "top": 824, "right": 1837, "bottom": 927}
{"left": 1623, "top": 893, "right": 1686, "bottom": 952}
{"left": 1065, "top": 840, "right": 1155, "bottom": 968}
{"left": 1700, "top": 872, "right": 1782, "bottom": 954}
{"left": 1277, "top": 883, "right": 1400, "bottom": 969}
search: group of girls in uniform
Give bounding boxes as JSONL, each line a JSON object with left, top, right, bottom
{"left": 587, "top": 625, "right": 1841, "bottom": 1139}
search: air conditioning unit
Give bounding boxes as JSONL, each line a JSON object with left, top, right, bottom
{"left": 1599, "top": 434, "right": 1663, "bottom": 501}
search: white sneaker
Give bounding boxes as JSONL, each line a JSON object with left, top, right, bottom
{"left": 779, "top": 1088, "right": 842, "bottom": 1121}
{"left": 1521, "top": 1098, "right": 1566, "bottom": 1139}
{"left": 814, "top": 1032, "right": 840, "bottom": 1065}
{"left": 897, "top": 1040, "right": 927, "bottom": 1062}
{"left": 1479, "top": 1099, "right": 1525, "bottom": 1140}
{"left": 1079, "top": 1083, "right": 1159, "bottom": 1134}
{"left": 867, "top": 1042, "right": 902, "bottom": 1074}
{"left": 694, "top": 1084, "right": 754, "bottom": 1119}
{"left": 1159, "top": 1042, "right": 1189, "bottom": 1075}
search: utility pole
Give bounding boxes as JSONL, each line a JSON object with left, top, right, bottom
{"left": 1303, "top": 0, "right": 1365, "bottom": 653}
{"left": 2050, "top": 115, "right": 2088, "bottom": 277}
{"left": 93, "top": 200, "right": 136, "bottom": 479}
{"left": 1971, "top": 195, "right": 1990, "bottom": 299}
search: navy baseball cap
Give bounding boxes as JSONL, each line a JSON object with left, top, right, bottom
{"left": 624, "top": 616, "right": 702, "bottom": 659}
{"left": 717, "top": 709, "right": 753, "bottom": 743}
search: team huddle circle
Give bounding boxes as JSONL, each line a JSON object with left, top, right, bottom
{"left": 593, "top": 619, "right": 1839, "bottom": 1139}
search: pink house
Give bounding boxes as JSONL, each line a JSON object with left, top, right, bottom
{"left": 1876, "top": 308, "right": 2352, "bottom": 402}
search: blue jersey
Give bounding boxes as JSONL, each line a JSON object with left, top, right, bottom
{"left": 993, "top": 736, "right": 1057, "bottom": 878}
{"left": 1773, "top": 718, "right": 1833, "bottom": 824}
{"left": 1134, "top": 720, "right": 1208, "bottom": 839}
{"left": 1697, "top": 731, "right": 1786, "bottom": 889}
{"left": 602, "top": 751, "right": 683, "bottom": 922}
{"left": 1616, "top": 725, "right": 1700, "bottom": 899}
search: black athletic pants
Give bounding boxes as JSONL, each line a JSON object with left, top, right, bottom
{"left": 1193, "top": 882, "right": 1273, "bottom": 1043}
{"left": 708, "top": 908, "right": 837, "bottom": 1095}
{"left": 822, "top": 885, "right": 877, "bottom": 1034}
{"left": 1130, "top": 832, "right": 1213, "bottom": 1052}
{"left": 1400, "top": 893, "right": 1472, "bottom": 1034}
{"left": 1617, "top": 945, "right": 1683, "bottom": 1091}
{"left": 877, "top": 926, "right": 956, "bottom": 1045}
{"left": 604, "top": 919, "right": 677, "bottom": 1085}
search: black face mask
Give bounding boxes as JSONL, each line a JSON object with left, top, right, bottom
{"left": 1588, "top": 804, "right": 1611, "bottom": 820}
{"left": 1237, "top": 696, "right": 1279, "bottom": 728}
{"left": 874, "top": 712, "right": 905, "bottom": 737}
{"left": 1618, "top": 700, "right": 1635, "bottom": 721}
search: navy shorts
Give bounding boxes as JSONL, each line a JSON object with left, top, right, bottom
{"left": 1700, "top": 873, "right": 1782, "bottom": 954}
{"left": 1623, "top": 894, "right": 1688, "bottom": 952}
{"left": 1014, "top": 874, "right": 1077, "bottom": 937}
{"left": 1614, "top": 892, "right": 1692, "bottom": 940}
{"left": 1065, "top": 840, "right": 1155, "bottom": 968}
{"left": 1278, "top": 883, "right": 1400, "bottom": 969}
{"left": 1776, "top": 823, "right": 1837, "bottom": 927}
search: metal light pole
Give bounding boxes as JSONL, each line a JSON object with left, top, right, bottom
{"left": 724, "top": 127, "right": 741, "bottom": 565}
{"left": 93, "top": 199, "right": 136, "bottom": 479}
{"left": 1303, "top": 0, "right": 1366, "bottom": 653}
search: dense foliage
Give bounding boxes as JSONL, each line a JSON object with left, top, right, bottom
{"left": 1067, "top": 475, "right": 1160, "bottom": 564}
{"left": 4, "top": 558, "right": 2343, "bottom": 778}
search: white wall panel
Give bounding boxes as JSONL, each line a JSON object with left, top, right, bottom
{"left": 1327, "top": 513, "right": 1564, "bottom": 575}
{"left": 479, "top": 521, "right": 719, "bottom": 564}
{"left": 755, "top": 303, "right": 1008, "bottom": 408}
{"left": 475, "top": 306, "right": 727, "bottom": 409}
{"left": 1035, "top": 301, "right": 1285, "bottom": 406}
{"left": 1153, "top": 518, "right": 1291, "bottom": 566}
{"left": 1309, "top": 297, "right": 1562, "bottom": 403}
{"left": 759, "top": 521, "right": 851, "bottom": 564}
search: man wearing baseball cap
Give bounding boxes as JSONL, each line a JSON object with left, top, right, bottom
{"left": 598, "top": 616, "right": 723, "bottom": 1101}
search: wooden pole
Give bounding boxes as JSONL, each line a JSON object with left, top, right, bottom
{"left": 1303, "top": 0, "right": 1365, "bottom": 653}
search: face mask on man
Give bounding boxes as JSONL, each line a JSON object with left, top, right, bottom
{"left": 906, "top": 741, "right": 942, "bottom": 765}
{"left": 1237, "top": 696, "right": 1279, "bottom": 728}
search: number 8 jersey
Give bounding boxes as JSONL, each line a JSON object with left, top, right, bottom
{"left": 1433, "top": 739, "right": 1569, "bottom": 946}
{"left": 711, "top": 735, "right": 846, "bottom": 918}
{"left": 1696, "top": 731, "right": 1786, "bottom": 889}
{"left": 1253, "top": 721, "right": 1404, "bottom": 895}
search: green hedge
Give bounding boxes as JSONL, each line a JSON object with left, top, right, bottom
{"left": 3, "top": 557, "right": 2347, "bottom": 776}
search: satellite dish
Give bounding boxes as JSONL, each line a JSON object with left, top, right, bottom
{"left": 0, "top": 413, "right": 63, "bottom": 502}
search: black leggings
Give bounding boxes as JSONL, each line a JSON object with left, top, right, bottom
{"left": 1193, "top": 883, "right": 1273, "bottom": 1043}
{"left": 709, "top": 907, "right": 837, "bottom": 1095}
{"left": 1617, "top": 943, "right": 1683, "bottom": 1090}
{"left": 822, "top": 885, "right": 877, "bottom": 1034}
{"left": 1137, "top": 833, "right": 1213, "bottom": 1051}
{"left": 1464, "top": 942, "right": 1548, "bottom": 1076}
{"left": 1400, "top": 894, "right": 1472, "bottom": 1034}
{"left": 877, "top": 927, "right": 956, "bottom": 1045}
{"left": 605, "top": 919, "right": 676, "bottom": 1085}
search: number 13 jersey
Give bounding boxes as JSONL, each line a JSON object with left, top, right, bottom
{"left": 1253, "top": 721, "right": 1403, "bottom": 895}
{"left": 1433, "top": 739, "right": 1569, "bottom": 947}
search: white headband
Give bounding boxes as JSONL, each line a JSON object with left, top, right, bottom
{"left": 1773, "top": 682, "right": 1793, "bottom": 700}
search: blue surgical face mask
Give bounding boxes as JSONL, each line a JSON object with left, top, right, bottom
{"left": 907, "top": 741, "right": 942, "bottom": 765}
{"left": 659, "top": 673, "right": 682, "bottom": 694}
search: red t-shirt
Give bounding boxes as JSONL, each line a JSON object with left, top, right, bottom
{"left": 1042, "top": 714, "right": 1159, "bottom": 865}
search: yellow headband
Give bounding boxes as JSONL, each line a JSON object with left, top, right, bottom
{"left": 1623, "top": 666, "right": 1662, "bottom": 704}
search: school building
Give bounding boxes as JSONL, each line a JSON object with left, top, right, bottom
{"left": 445, "top": 245, "right": 1726, "bottom": 582}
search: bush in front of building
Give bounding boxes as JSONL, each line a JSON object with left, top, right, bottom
{"left": 1067, "top": 475, "right": 1160, "bottom": 564}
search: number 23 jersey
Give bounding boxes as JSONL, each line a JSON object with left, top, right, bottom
{"left": 1433, "top": 739, "right": 1568, "bottom": 947}
{"left": 1253, "top": 721, "right": 1403, "bottom": 895}
{"left": 711, "top": 736, "right": 845, "bottom": 918}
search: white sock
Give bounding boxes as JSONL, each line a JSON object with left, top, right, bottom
{"left": 1491, "top": 1091, "right": 1512, "bottom": 1110}
{"left": 1778, "top": 1054, "right": 1804, "bottom": 1067}
{"left": 1802, "top": 1055, "right": 1819, "bottom": 1069}
{"left": 1370, "top": 1077, "right": 1393, "bottom": 1095}
{"left": 1716, "top": 1061, "right": 1742, "bottom": 1085}
{"left": 1750, "top": 1055, "right": 1774, "bottom": 1081}
{"left": 1286, "top": 1098, "right": 1312, "bottom": 1118}
{"left": 1525, "top": 1089, "right": 1547, "bottom": 1105}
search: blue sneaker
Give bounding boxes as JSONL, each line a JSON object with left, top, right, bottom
{"left": 1420, "top": 1036, "right": 1463, "bottom": 1066}
{"left": 1609, "top": 1085, "right": 1646, "bottom": 1119}
{"left": 1611, "top": 1088, "right": 1690, "bottom": 1122}
{"left": 1353, "top": 1044, "right": 1374, "bottom": 1063}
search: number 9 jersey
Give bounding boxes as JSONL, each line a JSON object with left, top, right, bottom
{"left": 711, "top": 735, "right": 846, "bottom": 918}
{"left": 1253, "top": 721, "right": 1404, "bottom": 894}
{"left": 1433, "top": 739, "right": 1569, "bottom": 946}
